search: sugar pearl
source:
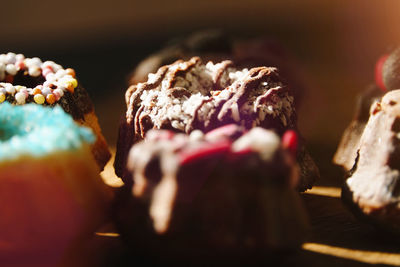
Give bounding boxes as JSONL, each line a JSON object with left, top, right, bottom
{"left": 0, "top": 92, "right": 5, "bottom": 103}
{"left": 46, "top": 94, "right": 56, "bottom": 104}
{"left": 70, "top": 78, "right": 78, "bottom": 88}
{"left": 65, "top": 81, "right": 75, "bottom": 93}
{"left": 20, "top": 88, "right": 29, "bottom": 97}
{"left": 52, "top": 64, "right": 62, "bottom": 72}
{"left": 0, "top": 55, "right": 6, "bottom": 64}
{"left": 41, "top": 61, "right": 53, "bottom": 69}
{"left": 55, "top": 69, "right": 66, "bottom": 79}
{"left": 32, "top": 88, "right": 42, "bottom": 95}
{"left": 16, "top": 54, "right": 25, "bottom": 61}
{"left": 15, "top": 92, "right": 26, "bottom": 104}
{"left": 53, "top": 88, "right": 64, "bottom": 98}
{"left": 42, "top": 68, "right": 53, "bottom": 77}
{"left": 15, "top": 60, "right": 26, "bottom": 70}
{"left": 6, "top": 64, "right": 17, "bottom": 75}
{"left": 41, "top": 87, "right": 52, "bottom": 96}
{"left": 34, "top": 94, "right": 45, "bottom": 104}
{"left": 45, "top": 73, "right": 56, "bottom": 81}
{"left": 28, "top": 67, "right": 41, "bottom": 77}
{"left": 6, "top": 53, "right": 16, "bottom": 64}
{"left": 5, "top": 85, "right": 15, "bottom": 94}
{"left": 65, "top": 68, "right": 76, "bottom": 78}
{"left": 31, "top": 57, "right": 42, "bottom": 66}
{"left": 24, "top": 58, "right": 34, "bottom": 68}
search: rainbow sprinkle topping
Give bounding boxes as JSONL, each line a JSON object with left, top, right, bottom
{"left": 0, "top": 52, "right": 78, "bottom": 105}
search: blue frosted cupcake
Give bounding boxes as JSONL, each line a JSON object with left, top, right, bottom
{"left": 0, "top": 103, "right": 111, "bottom": 264}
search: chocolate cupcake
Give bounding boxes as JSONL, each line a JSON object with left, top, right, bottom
{"left": 115, "top": 125, "right": 309, "bottom": 262}
{"left": 0, "top": 52, "right": 111, "bottom": 170}
{"left": 115, "top": 57, "right": 319, "bottom": 191}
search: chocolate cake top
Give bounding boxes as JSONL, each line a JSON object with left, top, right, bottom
{"left": 125, "top": 57, "right": 295, "bottom": 141}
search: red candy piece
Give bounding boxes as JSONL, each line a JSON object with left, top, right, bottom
{"left": 282, "top": 130, "right": 298, "bottom": 157}
{"left": 205, "top": 124, "right": 241, "bottom": 140}
{"left": 179, "top": 140, "right": 231, "bottom": 165}
{"left": 15, "top": 60, "right": 26, "bottom": 70}
{"left": 375, "top": 54, "right": 389, "bottom": 91}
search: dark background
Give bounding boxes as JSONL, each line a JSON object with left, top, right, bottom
{"left": 1, "top": 0, "right": 400, "bottom": 149}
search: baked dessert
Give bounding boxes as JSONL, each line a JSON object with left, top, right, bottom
{"left": 334, "top": 53, "right": 390, "bottom": 170}
{"left": 115, "top": 57, "right": 319, "bottom": 191}
{"left": 130, "top": 30, "right": 305, "bottom": 106}
{"left": 115, "top": 125, "right": 308, "bottom": 261}
{"left": 0, "top": 103, "right": 112, "bottom": 263}
{"left": 333, "top": 84, "right": 382, "bottom": 170}
{"left": 0, "top": 52, "right": 111, "bottom": 170}
{"left": 342, "top": 90, "right": 400, "bottom": 232}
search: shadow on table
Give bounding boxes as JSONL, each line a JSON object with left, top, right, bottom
{"left": 302, "top": 193, "right": 400, "bottom": 254}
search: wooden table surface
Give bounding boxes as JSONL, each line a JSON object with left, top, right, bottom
{"left": 56, "top": 148, "right": 400, "bottom": 267}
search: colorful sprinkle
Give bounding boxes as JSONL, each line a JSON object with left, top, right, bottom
{"left": 53, "top": 88, "right": 64, "bottom": 98}
{"left": 65, "top": 68, "right": 76, "bottom": 78}
{"left": 15, "top": 60, "right": 26, "bottom": 70}
{"left": 15, "top": 92, "right": 26, "bottom": 105}
{"left": 375, "top": 54, "right": 389, "bottom": 91}
{"left": 65, "top": 81, "right": 75, "bottom": 93}
{"left": 5, "top": 85, "right": 15, "bottom": 94}
{"left": 6, "top": 64, "right": 17, "bottom": 75}
{"left": 28, "top": 67, "right": 41, "bottom": 77}
{"left": 32, "top": 88, "right": 42, "bottom": 95}
{"left": 0, "top": 53, "right": 78, "bottom": 105}
{"left": 281, "top": 130, "right": 298, "bottom": 157}
{"left": 34, "top": 94, "right": 45, "bottom": 104}
{"left": 0, "top": 93, "right": 5, "bottom": 103}
{"left": 42, "top": 67, "right": 53, "bottom": 77}
{"left": 6, "top": 53, "right": 16, "bottom": 64}
{"left": 46, "top": 94, "right": 56, "bottom": 104}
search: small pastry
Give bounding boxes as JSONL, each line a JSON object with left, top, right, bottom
{"left": 0, "top": 103, "right": 111, "bottom": 263}
{"left": 342, "top": 90, "right": 400, "bottom": 232}
{"left": 115, "top": 125, "right": 308, "bottom": 260}
{"left": 116, "top": 57, "right": 319, "bottom": 191}
{"left": 334, "top": 52, "right": 391, "bottom": 170}
{"left": 0, "top": 52, "right": 111, "bottom": 170}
